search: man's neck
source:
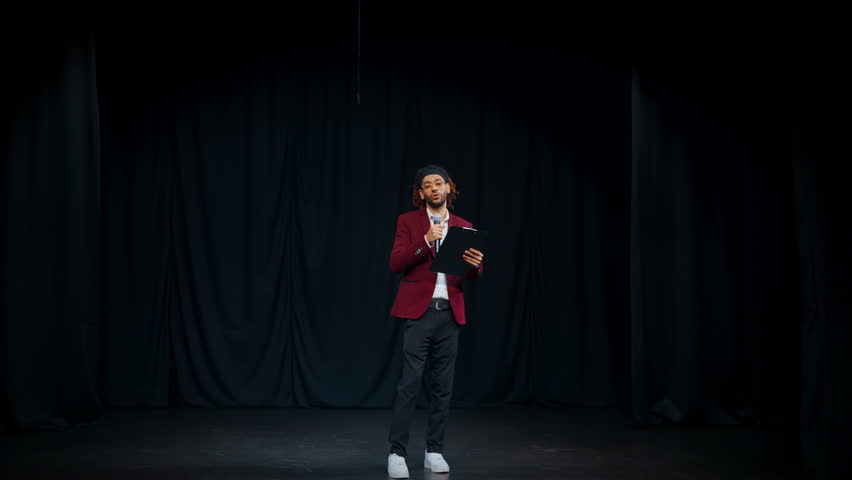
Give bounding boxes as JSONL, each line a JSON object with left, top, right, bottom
{"left": 426, "top": 205, "right": 448, "bottom": 220}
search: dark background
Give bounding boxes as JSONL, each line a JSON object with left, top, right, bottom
{"left": 1, "top": 5, "right": 849, "bottom": 478}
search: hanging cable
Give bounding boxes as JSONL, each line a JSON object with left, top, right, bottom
{"left": 356, "top": 0, "right": 361, "bottom": 105}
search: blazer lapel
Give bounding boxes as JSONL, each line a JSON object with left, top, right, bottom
{"left": 448, "top": 214, "right": 461, "bottom": 229}
{"left": 421, "top": 207, "right": 432, "bottom": 236}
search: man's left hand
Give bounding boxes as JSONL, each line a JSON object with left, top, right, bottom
{"left": 463, "top": 248, "right": 484, "bottom": 268}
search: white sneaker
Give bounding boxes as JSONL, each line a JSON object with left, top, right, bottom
{"left": 387, "top": 453, "right": 409, "bottom": 478}
{"left": 424, "top": 451, "right": 450, "bottom": 473}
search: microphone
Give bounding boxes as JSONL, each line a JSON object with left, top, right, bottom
{"left": 431, "top": 214, "right": 442, "bottom": 250}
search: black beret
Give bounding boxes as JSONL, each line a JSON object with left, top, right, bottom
{"left": 414, "top": 164, "right": 450, "bottom": 187}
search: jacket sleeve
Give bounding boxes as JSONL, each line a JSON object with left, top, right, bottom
{"left": 389, "top": 215, "right": 432, "bottom": 274}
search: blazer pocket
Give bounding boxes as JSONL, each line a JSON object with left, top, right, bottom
{"left": 401, "top": 279, "right": 420, "bottom": 283}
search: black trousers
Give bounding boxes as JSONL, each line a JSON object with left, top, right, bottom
{"left": 388, "top": 299, "right": 460, "bottom": 457}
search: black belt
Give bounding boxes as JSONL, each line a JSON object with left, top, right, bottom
{"left": 430, "top": 298, "right": 450, "bottom": 311}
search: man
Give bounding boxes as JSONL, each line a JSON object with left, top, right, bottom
{"left": 386, "top": 164, "right": 485, "bottom": 478}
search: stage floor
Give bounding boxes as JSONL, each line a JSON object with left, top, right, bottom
{"left": 2, "top": 407, "right": 796, "bottom": 479}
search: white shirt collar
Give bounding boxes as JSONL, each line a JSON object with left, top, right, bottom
{"left": 426, "top": 207, "right": 449, "bottom": 224}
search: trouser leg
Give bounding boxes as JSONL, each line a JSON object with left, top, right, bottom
{"left": 426, "top": 312, "right": 459, "bottom": 453}
{"left": 388, "top": 316, "right": 430, "bottom": 457}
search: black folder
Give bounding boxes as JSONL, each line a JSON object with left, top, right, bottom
{"left": 430, "top": 226, "right": 487, "bottom": 276}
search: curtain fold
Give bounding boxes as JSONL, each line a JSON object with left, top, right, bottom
{"left": 630, "top": 60, "right": 801, "bottom": 426}
{"left": 2, "top": 23, "right": 103, "bottom": 428}
{"left": 792, "top": 29, "right": 852, "bottom": 476}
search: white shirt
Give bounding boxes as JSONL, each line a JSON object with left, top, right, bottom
{"left": 425, "top": 207, "right": 449, "bottom": 300}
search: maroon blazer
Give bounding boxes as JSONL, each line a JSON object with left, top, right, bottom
{"left": 389, "top": 207, "right": 484, "bottom": 325}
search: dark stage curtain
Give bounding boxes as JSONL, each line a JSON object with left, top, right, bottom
{"left": 792, "top": 17, "right": 852, "bottom": 478}
{"left": 95, "top": 14, "right": 630, "bottom": 408}
{"left": 630, "top": 59, "right": 800, "bottom": 427}
{"left": 1, "top": 20, "right": 103, "bottom": 428}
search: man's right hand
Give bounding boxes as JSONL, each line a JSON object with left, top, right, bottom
{"left": 425, "top": 224, "right": 445, "bottom": 245}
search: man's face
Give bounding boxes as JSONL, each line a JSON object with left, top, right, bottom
{"left": 419, "top": 174, "right": 448, "bottom": 209}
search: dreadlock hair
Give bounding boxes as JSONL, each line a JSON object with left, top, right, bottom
{"left": 411, "top": 177, "right": 460, "bottom": 209}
